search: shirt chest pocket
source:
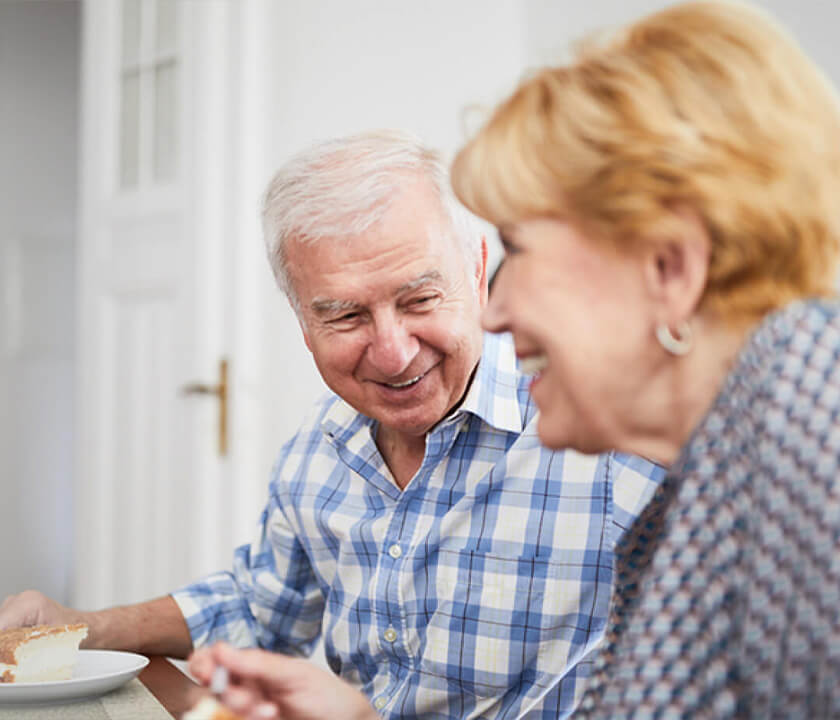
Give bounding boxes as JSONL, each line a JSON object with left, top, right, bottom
{"left": 416, "top": 548, "right": 612, "bottom": 699}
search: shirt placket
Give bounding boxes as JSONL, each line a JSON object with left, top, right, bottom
{"left": 370, "top": 415, "right": 465, "bottom": 715}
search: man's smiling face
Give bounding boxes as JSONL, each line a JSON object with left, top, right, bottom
{"left": 289, "top": 178, "right": 487, "bottom": 442}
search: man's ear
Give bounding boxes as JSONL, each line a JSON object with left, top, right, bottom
{"left": 476, "top": 236, "right": 489, "bottom": 308}
{"left": 298, "top": 315, "right": 313, "bottom": 353}
{"left": 642, "top": 208, "right": 711, "bottom": 325}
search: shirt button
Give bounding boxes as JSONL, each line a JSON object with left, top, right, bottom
{"left": 388, "top": 544, "right": 402, "bottom": 559}
{"left": 383, "top": 627, "right": 398, "bottom": 643}
{"left": 374, "top": 697, "right": 388, "bottom": 710}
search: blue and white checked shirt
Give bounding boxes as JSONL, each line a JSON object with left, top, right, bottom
{"left": 173, "top": 332, "right": 664, "bottom": 719}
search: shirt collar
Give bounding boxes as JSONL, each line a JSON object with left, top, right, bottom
{"left": 320, "top": 331, "right": 524, "bottom": 444}
{"left": 453, "top": 331, "right": 523, "bottom": 434}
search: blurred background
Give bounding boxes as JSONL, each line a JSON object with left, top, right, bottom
{"left": 2, "top": 0, "right": 840, "bottom": 615}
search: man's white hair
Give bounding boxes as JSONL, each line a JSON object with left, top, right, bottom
{"left": 262, "top": 130, "right": 487, "bottom": 313}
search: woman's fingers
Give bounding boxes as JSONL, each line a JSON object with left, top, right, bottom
{"left": 249, "top": 702, "right": 279, "bottom": 719}
{"left": 187, "top": 646, "right": 218, "bottom": 683}
{"left": 212, "top": 643, "right": 300, "bottom": 690}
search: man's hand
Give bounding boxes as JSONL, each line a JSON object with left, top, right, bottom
{"left": 0, "top": 590, "right": 87, "bottom": 633}
{"left": 189, "top": 643, "right": 379, "bottom": 720}
{"left": 0, "top": 592, "right": 193, "bottom": 657}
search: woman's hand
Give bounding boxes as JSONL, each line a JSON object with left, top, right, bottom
{"left": 188, "top": 643, "right": 379, "bottom": 720}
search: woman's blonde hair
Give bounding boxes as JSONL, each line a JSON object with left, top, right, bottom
{"left": 452, "top": 1, "right": 840, "bottom": 320}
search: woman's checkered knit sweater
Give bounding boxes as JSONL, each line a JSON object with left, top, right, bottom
{"left": 576, "top": 300, "right": 840, "bottom": 719}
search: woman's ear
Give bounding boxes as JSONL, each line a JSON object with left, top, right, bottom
{"left": 643, "top": 208, "right": 711, "bottom": 325}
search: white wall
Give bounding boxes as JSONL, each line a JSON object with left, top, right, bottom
{"left": 0, "top": 1, "right": 80, "bottom": 603}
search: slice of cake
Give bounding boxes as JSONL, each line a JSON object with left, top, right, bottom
{"left": 182, "top": 696, "right": 244, "bottom": 720}
{"left": 0, "top": 624, "right": 88, "bottom": 683}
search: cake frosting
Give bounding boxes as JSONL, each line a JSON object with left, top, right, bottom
{"left": 0, "top": 624, "right": 88, "bottom": 683}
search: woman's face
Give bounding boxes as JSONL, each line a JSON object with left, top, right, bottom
{"left": 483, "top": 218, "right": 660, "bottom": 453}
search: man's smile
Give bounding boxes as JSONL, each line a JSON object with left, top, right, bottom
{"left": 368, "top": 362, "right": 441, "bottom": 398}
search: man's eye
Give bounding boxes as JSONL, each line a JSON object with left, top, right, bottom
{"left": 404, "top": 296, "right": 438, "bottom": 311}
{"left": 330, "top": 312, "right": 360, "bottom": 325}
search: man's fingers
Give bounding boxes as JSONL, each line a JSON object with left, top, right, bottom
{"left": 0, "top": 591, "right": 45, "bottom": 629}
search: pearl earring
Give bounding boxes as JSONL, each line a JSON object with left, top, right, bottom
{"left": 656, "top": 321, "right": 692, "bottom": 355}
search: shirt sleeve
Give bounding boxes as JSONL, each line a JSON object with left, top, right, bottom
{"left": 171, "top": 470, "right": 325, "bottom": 656}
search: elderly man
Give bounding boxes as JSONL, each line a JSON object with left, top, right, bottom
{"left": 0, "top": 131, "right": 662, "bottom": 718}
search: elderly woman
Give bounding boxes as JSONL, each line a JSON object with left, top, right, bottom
{"left": 452, "top": 1, "right": 840, "bottom": 717}
{"left": 188, "top": 2, "right": 839, "bottom": 718}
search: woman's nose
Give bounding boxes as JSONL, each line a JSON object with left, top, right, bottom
{"left": 481, "top": 271, "right": 510, "bottom": 334}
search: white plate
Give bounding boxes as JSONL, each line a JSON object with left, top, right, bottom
{"left": 0, "top": 650, "right": 149, "bottom": 705}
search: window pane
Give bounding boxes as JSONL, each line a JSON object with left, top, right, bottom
{"left": 154, "top": 61, "right": 177, "bottom": 183}
{"left": 120, "top": 71, "right": 140, "bottom": 189}
{"left": 121, "top": 0, "right": 142, "bottom": 67}
{"left": 155, "top": 0, "right": 177, "bottom": 57}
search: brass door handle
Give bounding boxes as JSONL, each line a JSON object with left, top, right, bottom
{"left": 182, "top": 358, "right": 228, "bottom": 456}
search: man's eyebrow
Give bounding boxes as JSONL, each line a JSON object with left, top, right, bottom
{"left": 310, "top": 271, "right": 444, "bottom": 316}
{"left": 396, "top": 270, "right": 444, "bottom": 295}
{"left": 310, "top": 298, "right": 361, "bottom": 316}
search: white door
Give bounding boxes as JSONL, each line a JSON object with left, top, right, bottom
{"left": 75, "top": 0, "right": 244, "bottom": 609}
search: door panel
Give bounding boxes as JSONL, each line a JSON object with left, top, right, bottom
{"left": 75, "top": 0, "right": 231, "bottom": 610}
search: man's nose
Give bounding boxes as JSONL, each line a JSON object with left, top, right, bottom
{"left": 367, "top": 314, "right": 419, "bottom": 377}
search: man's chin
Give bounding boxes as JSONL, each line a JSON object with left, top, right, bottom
{"left": 373, "top": 407, "right": 444, "bottom": 439}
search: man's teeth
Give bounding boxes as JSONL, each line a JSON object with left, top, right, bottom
{"left": 387, "top": 374, "right": 423, "bottom": 389}
{"left": 519, "top": 354, "right": 548, "bottom": 376}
